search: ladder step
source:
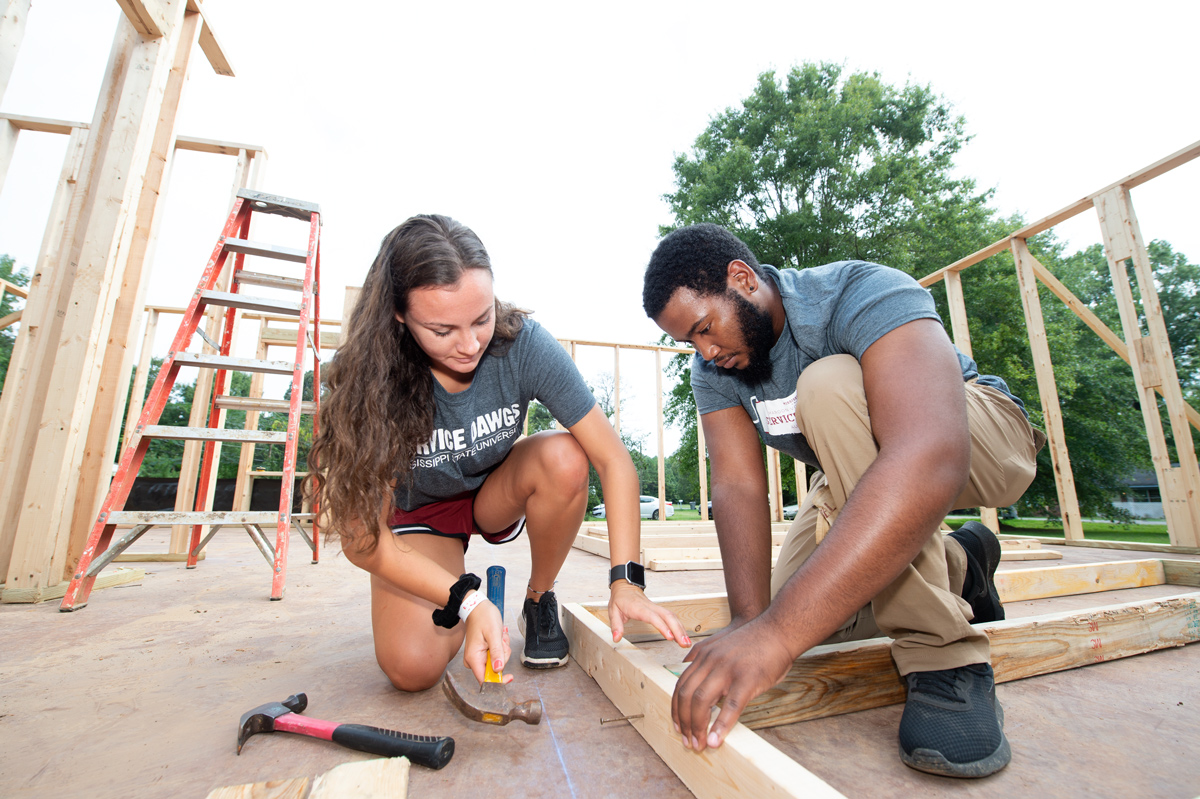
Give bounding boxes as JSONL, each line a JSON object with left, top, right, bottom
{"left": 214, "top": 395, "right": 317, "bottom": 414}
{"left": 237, "top": 189, "right": 321, "bottom": 221}
{"left": 142, "top": 425, "right": 287, "bottom": 444}
{"left": 175, "top": 352, "right": 294, "bottom": 375}
{"left": 106, "top": 511, "right": 281, "bottom": 525}
{"left": 235, "top": 270, "right": 306, "bottom": 291}
{"left": 223, "top": 238, "right": 309, "bottom": 263}
{"left": 200, "top": 289, "right": 303, "bottom": 316}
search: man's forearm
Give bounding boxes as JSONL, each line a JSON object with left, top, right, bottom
{"left": 713, "top": 489, "right": 774, "bottom": 622}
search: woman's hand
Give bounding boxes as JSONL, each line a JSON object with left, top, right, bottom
{"left": 607, "top": 581, "right": 692, "bottom": 647}
{"left": 460, "top": 593, "right": 512, "bottom": 685}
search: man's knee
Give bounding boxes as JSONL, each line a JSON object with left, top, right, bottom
{"left": 796, "top": 354, "right": 866, "bottom": 421}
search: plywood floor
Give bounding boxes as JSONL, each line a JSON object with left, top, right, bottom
{"left": 0, "top": 526, "right": 1196, "bottom": 798}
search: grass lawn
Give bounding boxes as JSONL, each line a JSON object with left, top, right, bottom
{"left": 589, "top": 508, "right": 1174, "bottom": 546}
{"left": 946, "top": 516, "right": 1170, "bottom": 545}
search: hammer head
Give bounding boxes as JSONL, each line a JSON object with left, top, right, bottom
{"left": 237, "top": 692, "right": 308, "bottom": 754}
{"left": 442, "top": 667, "right": 542, "bottom": 726}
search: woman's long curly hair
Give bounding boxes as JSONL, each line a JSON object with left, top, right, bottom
{"left": 308, "top": 214, "right": 526, "bottom": 553}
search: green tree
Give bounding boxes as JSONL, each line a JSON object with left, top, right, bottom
{"left": 664, "top": 62, "right": 996, "bottom": 278}
{"left": 0, "top": 254, "right": 30, "bottom": 395}
{"left": 658, "top": 62, "right": 1172, "bottom": 522}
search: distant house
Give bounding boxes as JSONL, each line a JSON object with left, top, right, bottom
{"left": 1114, "top": 468, "right": 1164, "bottom": 520}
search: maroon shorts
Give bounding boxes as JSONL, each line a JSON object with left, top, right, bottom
{"left": 388, "top": 491, "right": 525, "bottom": 552}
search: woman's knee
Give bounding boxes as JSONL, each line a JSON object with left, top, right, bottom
{"left": 375, "top": 640, "right": 455, "bottom": 692}
{"left": 529, "top": 430, "right": 590, "bottom": 493}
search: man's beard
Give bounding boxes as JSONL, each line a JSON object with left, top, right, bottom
{"left": 719, "top": 289, "right": 776, "bottom": 386}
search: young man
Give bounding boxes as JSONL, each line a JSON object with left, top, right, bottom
{"left": 642, "top": 223, "right": 1044, "bottom": 778}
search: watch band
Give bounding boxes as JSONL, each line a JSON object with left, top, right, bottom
{"left": 609, "top": 561, "right": 646, "bottom": 590}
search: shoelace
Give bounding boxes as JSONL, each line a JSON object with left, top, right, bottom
{"left": 537, "top": 594, "right": 560, "bottom": 636}
{"left": 908, "top": 669, "right": 968, "bottom": 704}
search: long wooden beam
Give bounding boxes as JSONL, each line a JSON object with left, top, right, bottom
{"left": 918, "top": 138, "right": 1200, "bottom": 287}
{"left": 0, "top": 1, "right": 32, "bottom": 106}
{"left": 563, "top": 602, "right": 845, "bottom": 799}
{"left": 185, "top": 0, "right": 234, "bottom": 76}
{"left": 115, "top": 0, "right": 168, "bottom": 38}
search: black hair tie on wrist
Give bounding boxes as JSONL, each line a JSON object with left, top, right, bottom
{"left": 431, "top": 573, "right": 482, "bottom": 629}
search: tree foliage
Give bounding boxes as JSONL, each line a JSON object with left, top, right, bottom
{"left": 0, "top": 254, "right": 30, "bottom": 395}
{"left": 657, "top": 61, "right": 1195, "bottom": 521}
{"left": 665, "top": 62, "right": 996, "bottom": 278}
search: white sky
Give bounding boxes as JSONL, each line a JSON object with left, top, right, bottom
{"left": 1, "top": 0, "right": 1197, "bottom": 452}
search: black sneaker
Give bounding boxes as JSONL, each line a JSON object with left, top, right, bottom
{"left": 899, "top": 663, "right": 1011, "bottom": 778}
{"left": 518, "top": 590, "right": 569, "bottom": 669}
{"left": 950, "top": 521, "right": 1005, "bottom": 623}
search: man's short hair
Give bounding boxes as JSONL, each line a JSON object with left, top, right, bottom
{"left": 642, "top": 223, "right": 763, "bottom": 320}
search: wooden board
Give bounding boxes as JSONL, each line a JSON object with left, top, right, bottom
{"left": 0, "top": 567, "right": 144, "bottom": 604}
{"left": 309, "top": 757, "right": 410, "bottom": 798}
{"left": 204, "top": 757, "right": 410, "bottom": 799}
{"left": 999, "top": 549, "right": 1062, "bottom": 561}
{"left": 563, "top": 602, "right": 844, "bottom": 799}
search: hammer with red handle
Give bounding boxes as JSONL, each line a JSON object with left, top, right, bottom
{"left": 237, "top": 692, "right": 454, "bottom": 770}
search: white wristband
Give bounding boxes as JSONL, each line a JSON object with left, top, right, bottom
{"left": 458, "top": 590, "right": 486, "bottom": 622}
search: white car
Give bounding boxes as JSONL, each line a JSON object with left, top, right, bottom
{"left": 591, "top": 495, "right": 675, "bottom": 520}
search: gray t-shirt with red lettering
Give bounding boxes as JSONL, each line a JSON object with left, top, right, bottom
{"left": 394, "top": 317, "right": 596, "bottom": 510}
{"left": 691, "top": 262, "right": 1025, "bottom": 469}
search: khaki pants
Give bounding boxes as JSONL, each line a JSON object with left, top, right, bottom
{"left": 769, "top": 355, "right": 1043, "bottom": 674}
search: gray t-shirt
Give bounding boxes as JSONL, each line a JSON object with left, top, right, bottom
{"left": 395, "top": 317, "right": 597, "bottom": 510}
{"left": 691, "top": 261, "right": 1026, "bottom": 469}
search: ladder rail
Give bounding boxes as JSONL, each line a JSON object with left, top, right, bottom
{"left": 270, "top": 210, "right": 321, "bottom": 599}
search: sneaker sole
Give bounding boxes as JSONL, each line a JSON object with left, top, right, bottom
{"left": 900, "top": 695, "right": 1010, "bottom": 778}
{"left": 517, "top": 607, "right": 570, "bottom": 669}
{"left": 900, "top": 735, "right": 1011, "bottom": 778}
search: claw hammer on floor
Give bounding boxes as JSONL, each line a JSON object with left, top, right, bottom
{"left": 237, "top": 692, "right": 455, "bottom": 769}
{"left": 442, "top": 565, "right": 543, "bottom": 726}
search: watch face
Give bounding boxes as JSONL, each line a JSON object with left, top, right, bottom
{"left": 627, "top": 561, "right": 645, "bottom": 587}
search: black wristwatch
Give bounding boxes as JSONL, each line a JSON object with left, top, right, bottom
{"left": 609, "top": 561, "right": 646, "bottom": 590}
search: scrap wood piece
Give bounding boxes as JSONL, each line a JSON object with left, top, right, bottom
{"left": 0, "top": 567, "right": 145, "bottom": 604}
{"left": 690, "top": 591, "right": 1200, "bottom": 729}
{"left": 997, "top": 559, "right": 1166, "bottom": 601}
{"left": 309, "top": 756, "right": 410, "bottom": 798}
{"left": 205, "top": 757, "right": 409, "bottom": 799}
{"left": 999, "top": 549, "right": 1062, "bottom": 561}
{"left": 563, "top": 602, "right": 844, "bottom": 799}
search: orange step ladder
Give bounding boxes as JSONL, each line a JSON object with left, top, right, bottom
{"left": 61, "top": 189, "right": 322, "bottom": 610}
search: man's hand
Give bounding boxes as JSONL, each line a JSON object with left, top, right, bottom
{"left": 608, "top": 581, "right": 692, "bottom": 647}
{"left": 461, "top": 595, "right": 512, "bottom": 685}
{"left": 679, "top": 613, "right": 753, "bottom": 663}
{"left": 671, "top": 618, "right": 794, "bottom": 751}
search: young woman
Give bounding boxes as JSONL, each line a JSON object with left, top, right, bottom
{"left": 310, "top": 214, "right": 690, "bottom": 691}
